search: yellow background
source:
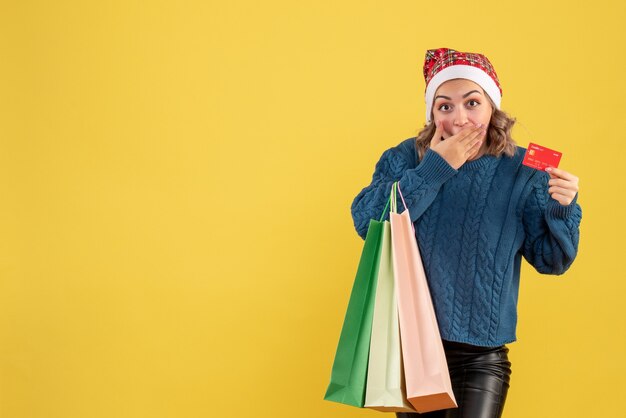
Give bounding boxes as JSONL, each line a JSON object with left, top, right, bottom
{"left": 1, "top": 1, "right": 624, "bottom": 417}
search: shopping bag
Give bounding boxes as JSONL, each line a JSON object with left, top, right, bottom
{"left": 364, "top": 218, "right": 416, "bottom": 412}
{"left": 389, "top": 182, "right": 457, "bottom": 413}
{"left": 323, "top": 210, "right": 387, "bottom": 407}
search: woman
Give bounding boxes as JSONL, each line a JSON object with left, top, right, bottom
{"left": 350, "top": 48, "right": 582, "bottom": 417}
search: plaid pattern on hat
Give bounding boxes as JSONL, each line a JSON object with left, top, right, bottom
{"left": 423, "top": 47, "right": 503, "bottom": 122}
{"left": 424, "top": 48, "right": 502, "bottom": 95}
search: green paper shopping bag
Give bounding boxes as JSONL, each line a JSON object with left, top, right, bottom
{"left": 323, "top": 198, "right": 390, "bottom": 408}
{"left": 364, "top": 185, "right": 415, "bottom": 412}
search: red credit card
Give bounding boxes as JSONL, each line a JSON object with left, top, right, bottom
{"left": 522, "top": 143, "right": 562, "bottom": 171}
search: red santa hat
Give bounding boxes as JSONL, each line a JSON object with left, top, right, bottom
{"left": 423, "top": 48, "right": 502, "bottom": 123}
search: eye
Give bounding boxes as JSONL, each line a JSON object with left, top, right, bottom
{"left": 467, "top": 99, "right": 480, "bottom": 107}
{"left": 437, "top": 103, "right": 451, "bottom": 112}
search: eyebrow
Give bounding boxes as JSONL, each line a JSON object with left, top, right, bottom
{"left": 434, "top": 90, "right": 482, "bottom": 101}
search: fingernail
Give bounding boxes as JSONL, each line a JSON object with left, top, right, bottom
{"left": 545, "top": 167, "right": 553, "bottom": 172}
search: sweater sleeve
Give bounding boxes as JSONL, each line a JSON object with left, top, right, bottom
{"left": 521, "top": 171, "right": 583, "bottom": 275}
{"left": 350, "top": 145, "right": 458, "bottom": 240}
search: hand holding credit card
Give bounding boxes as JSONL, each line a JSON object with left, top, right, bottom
{"left": 521, "top": 142, "right": 579, "bottom": 206}
{"left": 522, "top": 143, "right": 562, "bottom": 171}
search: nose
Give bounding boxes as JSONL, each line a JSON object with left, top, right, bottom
{"left": 453, "top": 106, "right": 470, "bottom": 127}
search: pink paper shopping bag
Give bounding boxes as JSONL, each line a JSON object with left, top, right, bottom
{"left": 388, "top": 182, "right": 457, "bottom": 413}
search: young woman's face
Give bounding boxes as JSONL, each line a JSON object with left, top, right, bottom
{"left": 432, "top": 78, "right": 493, "bottom": 139}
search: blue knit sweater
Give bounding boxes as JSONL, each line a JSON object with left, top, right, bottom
{"left": 351, "top": 137, "right": 582, "bottom": 347}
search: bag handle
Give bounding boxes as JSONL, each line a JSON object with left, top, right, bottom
{"left": 379, "top": 180, "right": 409, "bottom": 221}
{"left": 392, "top": 182, "right": 398, "bottom": 212}
{"left": 397, "top": 181, "right": 408, "bottom": 212}
{"left": 395, "top": 181, "right": 416, "bottom": 234}
{"left": 389, "top": 181, "right": 408, "bottom": 214}
{"left": 379, "top": 192, "right": 391, "bottom": 222}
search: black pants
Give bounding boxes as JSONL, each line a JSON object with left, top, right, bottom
{"left": 397, "top": 340, "right": 512, "bottom": 418}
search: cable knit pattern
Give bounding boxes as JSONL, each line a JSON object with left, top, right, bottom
{"left": 416, "top": 196, "right": 441, "bottom": 265}
{"left": 454, "top": 160, "right": 498, "bottom": 341}
{"left": 350, "top": 138, "right": 583, "bottom": 347}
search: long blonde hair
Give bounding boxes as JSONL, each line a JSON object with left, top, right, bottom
{"left": 414, "top": 94, "right": 517, "bottom": 162}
